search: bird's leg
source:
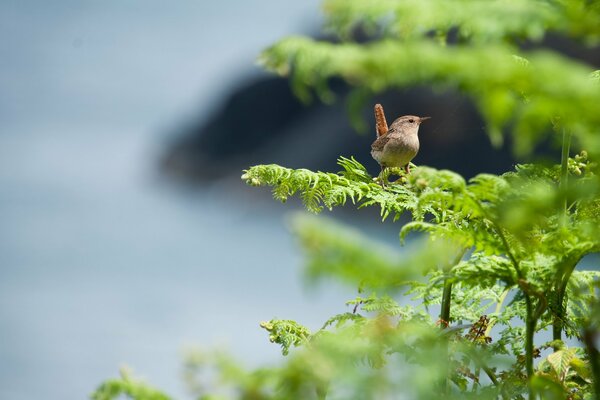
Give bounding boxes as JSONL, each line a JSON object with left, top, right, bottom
{"left": 404, "top": 164, "right": 411, "bottom": 174}
{"left": 377, "top": 165, "right": 387, "bottom": 188}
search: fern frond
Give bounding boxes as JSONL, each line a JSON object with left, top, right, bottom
{"left": 243, "top": 158, "right": 378, "bottom": 212}
{"left": 321, "top": 312, "right": 365, "bottom": 330}
{"left": 91, "top": 368, "right": 171, "bottom": 400}
{"left": 290, "top": 214, "right": 458, "bottom": 291}
{"left": 346, "top": 294, "right": 409, "bottom": 317}
{"left": 323, "top": 0, "right": 600, "bottom": 43}
{"left": 260, "top": 319, "right": 312, "bottom": 356}
{"left": 452, "top": 253, "right": 517, "bottom": 287}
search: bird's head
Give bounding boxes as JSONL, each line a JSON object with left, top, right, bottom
{"left": 389, "top": 115, "right": 430, "bottom": 135}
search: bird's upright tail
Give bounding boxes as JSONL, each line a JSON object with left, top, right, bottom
{"left": 374, "top": 103, "right": 388, "bottom": 137}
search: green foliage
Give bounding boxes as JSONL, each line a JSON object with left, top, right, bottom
{"left": 91, "top": 368, "right": 171, "bottom": 400}
{"left": 239, "top": 148, "right": 600, "bottom": 397}
{"left": 260, "top": 319, "right": 311, "bottom": 356}
{"left": 534, "top": 346, "right": 593, "bottom": 399}
{"left": 93, "top": 0, "right": 600, "bottom": 398}
{"left": 321, "top": 0, "right": 600, "bottom": 43}
{"left": 290, "top": 212, "right": 458, "bottom": 290}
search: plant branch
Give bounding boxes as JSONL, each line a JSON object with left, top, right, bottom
{"left": 551, "top": 128, "right": 574, "bottom": 347}
{"left": 440, "top": 249, "right": 468, "bottom": 326}
{"left": 480, "top": 362, "right": 511, "bottom": 400}
{"left": 467, "top": 193, "right": 539, "bottom": 393}
{"left": 552, "top": 255, "right": 582, "bottom": 344}
{"left": 465, "top": 346, "right": 509, "bottom": 400}
{"left": 493, "top": 223, "right": 523, "bottom": 280}
{"left": 440, "top": 279, "right": 453, "bottom": 327}
{"left": 439, "top": 248, "right": 467, "bottom": 396}
{"left": 466, "top": 193, "right": 523, "bottom": 280}
{"left": 479, "top": 206, "right": 541, "bottom": 394}
{"left": 583, "top": 327, "right": 600, "bottom": 400}
{"left": 485, "top": 288, "right": 510, "bottom": 337}
{"left": 524, "top": 295, "right": 535, "bottom": 378}
{"left": 560, "top": 128, "right": 572, "bottom": 225}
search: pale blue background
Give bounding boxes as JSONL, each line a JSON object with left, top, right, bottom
{"left": 0, "top": 1, "right": 366, "bottom": 399}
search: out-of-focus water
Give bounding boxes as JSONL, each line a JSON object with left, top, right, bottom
{"left": 0, "top": 2, "right": 367, "bottom": 399}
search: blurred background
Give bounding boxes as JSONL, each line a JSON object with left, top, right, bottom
{"left": 0, "top": 1, "right": 336, "bottom": 399}
{"left": 2, "top": 2, "right": 597, "bottom": 400}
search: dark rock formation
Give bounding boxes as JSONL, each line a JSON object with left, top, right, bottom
{"left": 160, "top": 76, "right": 516, "bottom": 183}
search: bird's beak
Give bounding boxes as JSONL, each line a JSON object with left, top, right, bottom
{"left": 419, "top": 116, "right": 431, "bottom": 124}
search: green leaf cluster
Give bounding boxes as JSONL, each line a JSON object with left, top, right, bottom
{"left": 228, "top": 151, "right": 600, "bottom": 398}
{"left": 260, "top": 319, "right": 312, "bottom": 356}
{"left": 91, "top": 368, "right": 171, "bottom": 400}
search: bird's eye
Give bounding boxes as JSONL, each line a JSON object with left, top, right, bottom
{"left": 408, "top": 119, "right": 414, "bottom": 123}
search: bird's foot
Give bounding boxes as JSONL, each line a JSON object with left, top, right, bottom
{"left": 374, "top": 175, "right": 387, "bottom": 188}
{"left": 385, "top": 167, "right": 407, "bottom": 186}
{"left": 377, "top": 167, "right": 412, "bottom": 188}
{"left": 375, "top": 166, "right": 387, "bottom": 188}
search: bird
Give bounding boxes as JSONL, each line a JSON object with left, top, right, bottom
{"left": 370, "top": 104, "right": 430, "bottom": 180}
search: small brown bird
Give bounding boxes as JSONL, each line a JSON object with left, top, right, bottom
{"left": 371, "top": 104, "right": 430, "bottom": 177}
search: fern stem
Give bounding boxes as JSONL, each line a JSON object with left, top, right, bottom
{"left": 552, "top": 256, "right": 581, "bottom": 345}
{"left": 480, "top": 363, "right": 512, "bottom": 400}
{"left": 525, "top": 296, "right": 548, "bottom": 399}
{"left": 524, "top": 296, "right": 535, "bottom": 378}
{"left": 440, "top": 249, "right": 467, "bottom": 326}
{"left": 467, "top": 192, "right": 545, "bottom": 396}
{"left": 440, "top": 276, "right": 452, "bottom": 397}
{"left": 560, "top": 128, "right": 572, "bottom": 224}
{"left": 468, "top": 350, "right": 509, "bottom": 400}
{"left": 467, "top": 194, "right": 524, "bottom": 280}
{"left": 583, "top": 327, "right": 600, "bottom": 400}
{"left": 552, "top": 283, "right": 567, "bottom": 343}
{"left": 485, "top": 288, "right": 510, "bottom": 337}
{"left": 440, "top": 279, "right": 453, "bottom": 326}
{"left": 495, "top": 226, "right": 523, "bottom": 280}
{"left": 467, "top": 193, "right": 539, "bottom": 392}
{"left": 552, "top": 129, "right": 573, "bottom": 347}
{"left": 438, "top": 249, "right": 467, "bottom": 396}
{"left": 473, "top": 199, "right": 538, "bottom": 388}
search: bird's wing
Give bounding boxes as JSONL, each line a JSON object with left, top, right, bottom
{"left": 371, "top": 132, "right": 392, "bottom": 152}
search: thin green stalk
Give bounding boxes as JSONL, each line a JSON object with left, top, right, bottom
{"left": 494, "top": 226, "right": 536, "bottom": 396}
{"left": 495, "top": 226, "right": 523, "bottom": 279}
{"left": 583, "top": 328, "right": 600, "bottom": 400}
{"left": 440, "top": 279, "right": 453, "bottom": 327}
{"left": 560, "top": 128, "right": 572, "bottom": 224}
{"left": 481, "top": 363, "right": 511, "bottom": 400}
{"left": 527, "top": 295, "right": 549, "bottom": 399}
{"left": 466, "top": 289, "right": 509, "bottom": 394}
{"left": 467, "top": 194, "right": 524, "bottom": 279}
{"left": 524, "top": 296, "right": 536, "bottom": 395}
{"left": 482, "top": 213, "right": 535, "bottom": 390}
{"left": 467, "top": 348, "right": 510, "bottom": 400}
{"left": 468, "top": 191, "right": 542, "bottom": 396}
{"left": 552, "top": 130, "right": 573, "bottom": 347}
{"left": 552, "top": 287, "right": 567, "bottom": 344}
{"left": 493, "top": 224, "right": 546, "bottom": 395}
{"left": 552, "top": 256, "right": 581, "bottom": 344}
{"left": 438, "top": 248, "right": 467, "bottom": 395}
{"left": 485, "top": 288, "right": 510, "bottom": 337}
{"left": 440, "top": 249, "right": 467, "bottom": 326}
